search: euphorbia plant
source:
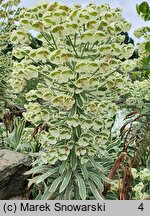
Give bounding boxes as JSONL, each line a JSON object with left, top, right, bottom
{"left": 0, "top": 0, "right": 22, "bottom": 117}
{"left": 10, "top": 2, "right": 136, "bottom": 199}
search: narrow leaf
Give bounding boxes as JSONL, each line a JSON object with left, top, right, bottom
{"left": 63, "top": 181, "right": 73, "bottom": 200}
{"left": 88, "top": 180, "right": 104, "bottom": 200}
{"left": 136, "top": 4, "right": 140, "bottom": 15}
{"left": 69, "top": 103, "right": 76, "bottom": 116}
{"left": 89, "top": 156, "right": 104, "bottom": 172}
{"left": 49, "top": 175, "right": 64, "bottom": 198}
{"left": 24, "top": 165, "right": 49, "bottom": 175}
{"left": 28, "top": 176, "right": 41, "bottom": 188}
{"left": 81, "top": 164, "right": 89, "bottom": 180}
{"left": 75, "top": 173, "right": 86, "bottom": 200}
{"left": 74, "top": 182, "right": 80, "bottom": 200}
{"left": 89, "top": 172, "right": 104, "bottom": 192}
{"left": 70, "top": 147, "right": 77, "bottom": 170}
{"left": 145, "top": 41, "right": 150, "bottom": 52}
{"left": 28, "top": 168, "right": 58, "bottom": 187}
{"left": 41, "top": 185, "right": 51, "bottom": 200}
{"left": 80, "top": 92, "right": 88, "bottom": 102}
{"left": 36, "top": 168, "right": 59, "bottom": 184}
{"left": 59, "top": 169, "right": 72, "bottom": 193}
{"left": 100, "top": 174, "right": 114, "bottom": 184}
{"left": 76, "top": 94, "right": 83, "bottom": 107}
{"left": 76, "top": 125, "right": 82, "bottom": 138}
{"left": 59, "top": 160, "right": 67, "bottom": 175}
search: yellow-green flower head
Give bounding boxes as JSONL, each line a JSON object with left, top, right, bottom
{"left": 9, "top": 1, "right": 140, "bottom": 165}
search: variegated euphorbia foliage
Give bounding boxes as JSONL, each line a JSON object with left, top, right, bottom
{"left": 10, "top": 2, "right": 137, "bottom": 199}
{"left": 128, "top": 25, "right": 150, "bottom": 112}
{"left": 132, "top": 3, "right": 150, "bottom": 110}
{"left": 0, "top": 0, "right": 22, "bottom": 117}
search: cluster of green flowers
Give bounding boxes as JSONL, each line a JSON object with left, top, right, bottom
{"left": 126, "top": 79, "right": 150, "bottom": 107}
{"left": 134, "top": 26, "right": 150, "bottom": 67}
{"left": 0, "top": 0, "right": 22, "bottom": 50}
{"left": 0, "top": 0, "right": 22, "bottom": 117}
{"left": 131, "top": 168, "right": 150, "bottom": 200}
{"left": 125, "top": 18, "right": 150, "bottom": 110}
{"left": 10, "top": 2, "right": 136, "bottom": 165}
{"left": 110, "top": 168, "right": 150, "bottom": 200}
{"left": 133, "top": 24, "right": 150, "bottom": 76}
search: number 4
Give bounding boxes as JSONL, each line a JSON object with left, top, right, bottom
{"left": 138, "top": 203, "right": 144, "bottom": 211}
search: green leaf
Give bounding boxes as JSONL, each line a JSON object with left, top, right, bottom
{"left": 58, "top": 190, "right": 67, "bottom": 200}
{"left": 36, "top": 168, "right": 59, "bottom": 184}
{"left": 75, "top": 173, "right": 86, "bottom": 200}
{"left": 144, "top": 12, "right": 150, "bottom": 20}
{"left": 42, "top": 32, "right": 52, "bottom": 42}
{"left": 12, "top": 117, "right": 26, "bottom": 149}
{"left": 133, "top": 72, "right": 139, "bottom": 80}
{"left": 59, "top": 169, "right": 72, "bottom": 193}
{"left": 40, "top": 185, "right": 51, "bottom": 200}
{"left": 139, "top": 2, "right": 149, "bottom": 14}
{"left": 49, "top": 175, "right": 64, "bottom": 198}
{"left": 80, "top": 91, "right": 88, "bottom": 102}
{"left": 81, "top": 164, "right": 89, "bottom": 180}
{"left": 59, "top": 160, "right": 67, "bottom": 175}
{"left": 25, "top": 165, "right": 50, "bottom": 175}
{"left": 145, "top": 41, "right": 150, "bottom": 52}
{"left": 28, "top": 167, "right": 58, "bottom": 187}
{"left": 76, "top": 94, "right": 83, "bottom": 107}
{"left": 136, "top": 4, "right": 141, "bottom": 15}
{"left": 107, "top": 140, "right": 121, "bottom": 151}
{"left": 70, "top": 147, "right": 77, "bottom": 170}
{"left": 63, "top": 181, "right": 73, "bottom": 200}
{"left": 89, "top": 172, "right": 104, "bottom": 192}
{"left": 88, "top": 180, "right": 104, "bottom": 200}
{"left": 69, "top": 103, "right": 76, "bottom": 116}
{"left": 89, "top": 156, "right": 104, "bottom": 172}
{"left": 35, "top": 193, "right": 43, "bottom": 200}
{"left": 142, "top": 70, "right": 150, "bottom": 78}
{"left": 74, "top": 182, "right": 80, "bottom": 200}
{"left": 100, "top": 174, "right": 114, "bottom": 184}
{"left": 28, "top": 176, "right": 40, "bottom": 188}
{"left": 76, "top": 125, "right": 82, "bottom": 138}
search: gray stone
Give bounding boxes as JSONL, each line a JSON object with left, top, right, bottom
{"left": 0, "top": 149, "right": 31, "bottom": 199}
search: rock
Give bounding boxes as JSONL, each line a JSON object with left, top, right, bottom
{"left": 0, "top": 149, "right": 31, "bottom": 199}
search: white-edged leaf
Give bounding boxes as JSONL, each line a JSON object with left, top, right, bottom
{"left": 100, "top": 174, "right": 114, "bottom": 184}
{"left": 59, "top": 160, "right": 67, "bottom": 175}
{"left": 81, "top": 164, "right": 89, "bottom": 180}
{"left": 88, "top": 180, "right": 104, "bottom": 200}
{"left": 70, "top": 147, "right": 77, "bottom": 170}
{"left": 69, "top": 104, "right": 76, "bottom": 116}
{"left": 40, "top": 185, "right": 51, "bottom": 200}
{"left": 80, "top": 92, "right": 88, "bottom": 102}
{"left": 36, "top": 168, "right": 59, "bottom": 184}
{"left": 49, "top": 175, "right": 64, "bottom": 198}
{"left": 74, "top": 182, "right": 80, "bottom": 200}
{"left": 75, "top": 173, "right": 86, "bottom": 200}
{"left": 59, "top": 169, "right": 72, "bottom": 193}
{"left": 35, "top": 193, "right": 43, "bottom": 200}
{"left": 89, "top": 172, "right": 104, "bottom": 192}
{"left": 76, "top": 94, "right": 83, "bottom": 107}
{"left": 28, "top": 176, "right": 41, "bottom": 188}
{"left": 28, "top": 167, "right": 58, "bottom": 187}
{"left": 89, "top": 156, "right": 104, "bottom": 172}
{"left": 76, "top": 125, "right": 82, "bottom": 138}
{"left": 24, "top": 165, "right": 49, "bottom": 175}
{"left": 63, "top": 181, "right": 73, "bottom": 200}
